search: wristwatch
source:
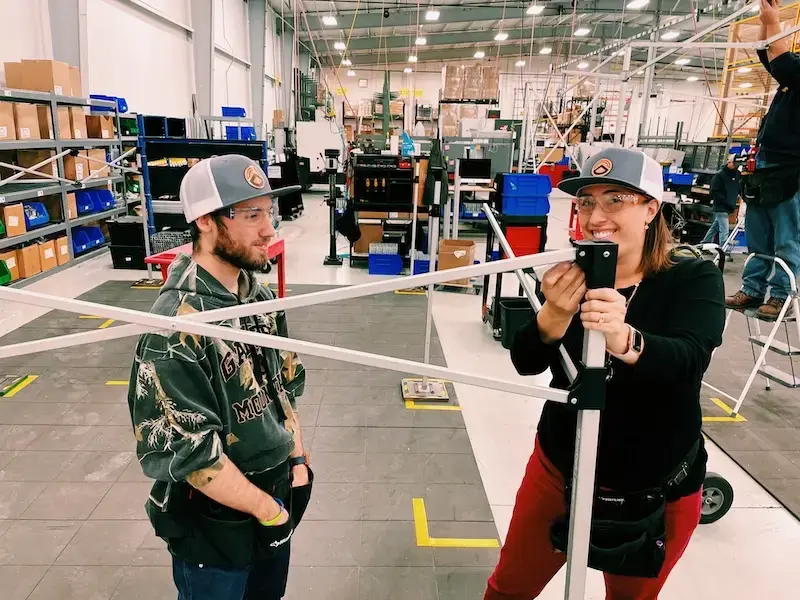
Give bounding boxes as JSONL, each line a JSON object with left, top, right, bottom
{"left": 289, "top": 455, "right": 308, "bottom": 468}
{"left": 610, "top": 325, "right": 644, "bottom": 363}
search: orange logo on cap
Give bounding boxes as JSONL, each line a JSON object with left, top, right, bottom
{"left": 591, "top": 158, "right": 613, "bottom": 177}
{"left": 244, "top": 165, "right": 266, "bottom": 189}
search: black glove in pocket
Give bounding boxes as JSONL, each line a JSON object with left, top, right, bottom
{"left": 254, "top": 516, "right": 294, "bottom": 560}
{"left": 290, "top": 467, "right": 314, "bottom": 527}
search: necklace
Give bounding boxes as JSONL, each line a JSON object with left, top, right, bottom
{"left": 624, "top": 282, "right": 641, "bottom": 308}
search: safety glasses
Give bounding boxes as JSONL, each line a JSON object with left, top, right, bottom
{"left": 575, "top": 193, "right": 641, "bottom": 215}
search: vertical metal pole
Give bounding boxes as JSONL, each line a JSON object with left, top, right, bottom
{"left": 517, "top": 82, "right": 530, "bottom": 172}
{"left": 615, "top": 47, "right": 632, "bottom": 147}
{"left": 409, "top": 159, "right": 420, "bottom": 277}
{"left": 421, "top": 172, "right": 443, "bottom": 389}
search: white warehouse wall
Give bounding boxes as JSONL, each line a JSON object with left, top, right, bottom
{"left": 213, "top": 0, "right": 251, "bottom": 116}
{"left": 86, "top": 0, "right": 194, "bottom": 116}
{"left": 0, "top": 0, "right": 52, "bottom": 86}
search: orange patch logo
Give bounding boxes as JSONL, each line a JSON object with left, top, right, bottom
{"left": 591, "top": 158, "right": 613, "bottom": 177}
{"left": 244, "top": 165, "right": 266, "bottom": 189}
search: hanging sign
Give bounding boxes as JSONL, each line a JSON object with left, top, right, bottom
{"left": 399, "top": 88, "right": 424, "bottom": 98}
{"left": 336, "top": 87, "right": 349, "bottom": 95}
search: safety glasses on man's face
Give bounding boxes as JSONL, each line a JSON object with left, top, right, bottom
{"left": 575, "top": 193, "right": 641, "bottom": 215}
{"left": 222, "top": 206, "right": 274, "bottom": 227}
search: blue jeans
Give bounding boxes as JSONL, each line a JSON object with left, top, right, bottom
{"left": 701, "top": 212, "right": 731, "bottom": 246}
{"left": 741, "top": 158, "right": 800, "bottom": 301}
{"left": 172, "top": 543, "right": 291, "bottom": 600}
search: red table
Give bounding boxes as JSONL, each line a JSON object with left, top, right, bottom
{"left": 144, "top": 238, "right": 286, "bottom": 297}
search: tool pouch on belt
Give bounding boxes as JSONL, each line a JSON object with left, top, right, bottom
{"left": 741, "top": 165, "right": 800, "bottom": 208}
{"left": 146, "top": 463, "right": 309, "bottom": 570}
{"left": 549, "top": 439, "right": 699, "bottom": 579}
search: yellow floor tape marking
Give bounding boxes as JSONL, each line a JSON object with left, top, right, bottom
{"left": 79, "top": 315, "right": 104, "bottom": 319}
{"left": 1, "top": 375, "right": 39, "bottom": 398}
{"left": 412, "top": 498, "right": 499, "bottom": 548}
{"left": 702, "top": 397, "right": 747, "bottom": 423}
{"left": 98, "top": 319, "right": 115, "bottom": 329}
{"left": 405, "top": 399, "right": 461, "bottom": 411}
{"left": 106, "top": 381, "right": 128, "bottom": 386}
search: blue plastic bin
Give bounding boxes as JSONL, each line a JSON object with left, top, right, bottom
{"left": 225, "top": 126, "right": 241, "bottom": 140}
{"left": 368, "top": 254, "right": 403, "bottom": 275}
{"left": 665, "top": 173, "right": 694, "bottom": 186}
{"left": 499, "top": 173, "right": 553, "bottom": 197}
{"left": 74, "top": 191, "right": 94, "bottom": 216}
{"left": 72, "top": 226, "right": 105, "bottom": 255}
{"left": 89, "top": 94, "right": 128, "bottom": 113}
{"left": 222, "top": 106, "right": 247, "bottom": 118}
{"left": 22, "top": 202, "right": 49, "bottom": 229}
{"left": 501, "top": 195, "right": 551, "bottom": 216}
{"left": 413, "top": 259, "right": 430, "bottom": 275}
{"left": 90, "top": 190, "right": 115, "bottom": 212}
{"left": 240, "top": 126, "right": 257, "bottom": 140}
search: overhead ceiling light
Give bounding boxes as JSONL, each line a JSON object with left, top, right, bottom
{"left": 516, "top": 60, "right": 526, "bottom": 67}
{"left": 425, "top": 9, "right": 440, "bottom": 21}
{"left": 674, "top": 58, "right": 690, "bottom": 65}
{"left": 661, "top": 30, "right": 680, "bottom": 40}
{"left": 415, "top": 37, "right": 427, "bottom": 45}
{"left": 322, "top": 15, "right": 337, "bottom": 26}
{"left": 627, "top": 0, "right": 650, "bottom": 8}
{"left": 539, "top": 47, "right": 552, "bottom": 55}
{"left": 474, "top": 50, "right": 486, "bottom": 59}
{"left": 527, "top": 4, "right": 545, "bottom": 15}
{"left": 577, "top": 62, "right": 589, "bottom": 69}
{"left": 404, "top": 67, "right": 413, "bottom": 73}
{"left": 687, "top": 76, "right": 699, "bottom": 82}
{"left": 739, "top": 82, "right": 753, "bottom": 88}
{"left": 334, "top": 41, "right": 346, "bottom": 51}
{"left": 738, "top": 66, "right": 752, "bottom": 73}
{"left": 408, "top": 55, "right": 418, "bottom": 63}
{"left": 346, "top": 70, "right": 355, "bottom": 77}
{"left": 495, "top": 32, "right": 509, "bottom": 41}
{"left": 341, "top": 58, "right": 352, "bottom": 66}
{"left": 575, "top": 28, "right": 590, "bottom": 37}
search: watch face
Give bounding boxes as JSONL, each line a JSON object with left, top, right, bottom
{"left": 632, "top": 329, "right": 644, "bottom": 353}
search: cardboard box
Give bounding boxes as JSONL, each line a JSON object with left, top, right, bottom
{"left": 64, "top": 153, "right": 89, "bottom": 181}
{"left": 16, "top": 244, "right": 42, "bottom": 279}
{"left": 2, "top": 203, "right": 27, "bottom": 237}
{"left": 353, "top": 223, "right": 383, "bottom": 255}
{"left": 438, "top": 239, "right": 476, "bottom": 287}
{"left": 20, "top": 59, "right": 71, "bottom": 95}
{"left": 273, "top": 110, "right": 285, "bottom": 128}
{"left": 69, "top": 66, "right": 82, "bottom": 97}
{"left": 86, "top": 115, "right": 113, "bottom": 139}
{"left": 67, "top": 193, "right": 78, "bottom": 220}
{"left": 69, "top": 107, "right": 87, "bottom": 139}
{"left": 86, "top": 149, "right": 110, "bottom": 178}
{"left": 13, "top": 102, "right": 40, "bottom": 140}
{"left": 4, "top": 62, "right": 24, "bottom": 89}
{"left": 17, "top": 150, "right": 57, "bottom": 179}
{"left": 36, "top": 106, "right": 72, "bottom": 139}
{"left": 0, "top": 102, "right": 15, "bottom": 140}
{"left": 0, "top": 250, "right": 20, "bottom": 281}
{"left": 55, "top": 236, "right": 70, "bottom": 265}
{"left": 38, "top": 240, "right": 58, "bottom": 272}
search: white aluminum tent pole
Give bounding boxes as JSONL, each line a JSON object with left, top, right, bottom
{"left": 615, "top": 47, "right": 632, "bottom": 146}
{"left": 632, "top": 3, "right": 757, "bottom": 79}
{"left": 628, "top": 23, "right": 800, "bottom": 50}
{"left": 0, "top": 162, "right": 76, "bottom": 186}
{"left": 483, "top": 203, "right": 579, "bottom": 384}
{"left": 538, "top": 103, "right": 582, "bottom": 170}
{"left": 537, "top": 88, "right": 602, "bottom": 168}
{"left": 0, "top": 249, "right": 578, "bottom": 359}
{"left": 421, "top": 174, "right": 444, "bottom": 388}
{"left": 0, "top": 149, "right": 73, "bottom": 187}
{"left": 0, "top": 286, "right": 571, "bottom": 404}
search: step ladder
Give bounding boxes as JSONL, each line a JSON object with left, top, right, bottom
{"left": 729, "top": 255, "right": 800, "bottom": 417}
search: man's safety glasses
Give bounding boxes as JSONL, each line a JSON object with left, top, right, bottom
{"left": 222, "top": 206, "right": 276, "bottom": 227}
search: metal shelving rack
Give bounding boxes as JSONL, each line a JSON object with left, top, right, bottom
{"left": 0, "top": 87, "right": 136, "bottom": 287}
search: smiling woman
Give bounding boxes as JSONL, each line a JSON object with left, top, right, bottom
{"left": 484, "top": 148, "right": 727, "bottom": 600}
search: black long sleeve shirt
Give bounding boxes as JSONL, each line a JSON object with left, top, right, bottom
{"left": 756, "top": 49, "right": 800, "bottom": 165}
{"left": 709, "top": 167, "right": 740, "bottom": 214}
{"left": 511, "top": 258, "right": 725, "bottom": 500}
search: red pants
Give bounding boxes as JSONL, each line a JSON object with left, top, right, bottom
{"left": 485, "top": 443, "right": 702, "bottom": 600}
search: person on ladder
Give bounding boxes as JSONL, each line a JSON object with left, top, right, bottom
{"left": 484, "top": 148, "right": 726, "bottom": 599}
{"left": 700, "top": 156, "right": 740, "bottom": 250}
{"left": 725, "top": 0, "right": 800, "bottom": 319}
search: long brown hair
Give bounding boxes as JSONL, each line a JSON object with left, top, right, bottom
{"left": 640, "top": 209, "right": 675, "bottom": 277}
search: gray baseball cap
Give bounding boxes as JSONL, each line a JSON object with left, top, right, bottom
{"left": 179, "top": 154, "right": 301, "bottom": 223}
{"left": 558, "top": 148, "right": 664, "bottom": 202}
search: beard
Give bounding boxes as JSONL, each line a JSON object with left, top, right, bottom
{"left": 212, "top": 221, "right": 269, "bottom": 272}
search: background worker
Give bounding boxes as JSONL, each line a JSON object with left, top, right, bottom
{"left": 128, "top": 155, "right": 311, "bottom": 600}
{"left": 725, "top": 0, "right": 800, "bottom": 319}
{"left": 701, "top": 157, "right": 740, "bottom": 247}
{"left": 484, "top": 148, "right": 725, "bottom": 599}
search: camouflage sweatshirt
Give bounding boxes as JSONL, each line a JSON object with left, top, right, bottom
{"left": 128, "top": 254, "right": 305, "bottom": 511}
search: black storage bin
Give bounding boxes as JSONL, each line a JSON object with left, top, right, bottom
{"left": 108, "top": 217, "right": 146, "bottom": 248}
{"left": 499, "top": 297, "right": 535, "bottom": 350}
{"left": 111, "top": 245, "right": 147, "bottom": 270}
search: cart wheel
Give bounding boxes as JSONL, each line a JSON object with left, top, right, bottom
{"left": 492, "top": 328, "right": 501, "bottom": 340}
{"left": 700, "top": 473, "right": 734, "bottom": 524}
{"left": 262, "top": 263, "right": 273, "bottom": 274}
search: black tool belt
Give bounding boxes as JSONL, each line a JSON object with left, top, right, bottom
{"left": 741, "top": 164, "right": 800, "bottom": 208}
{"left": 146, "top": 462, "right": 314, "bottom": 570}
{"left": 549, "top": 439, "right": 700, "bottom": 579}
